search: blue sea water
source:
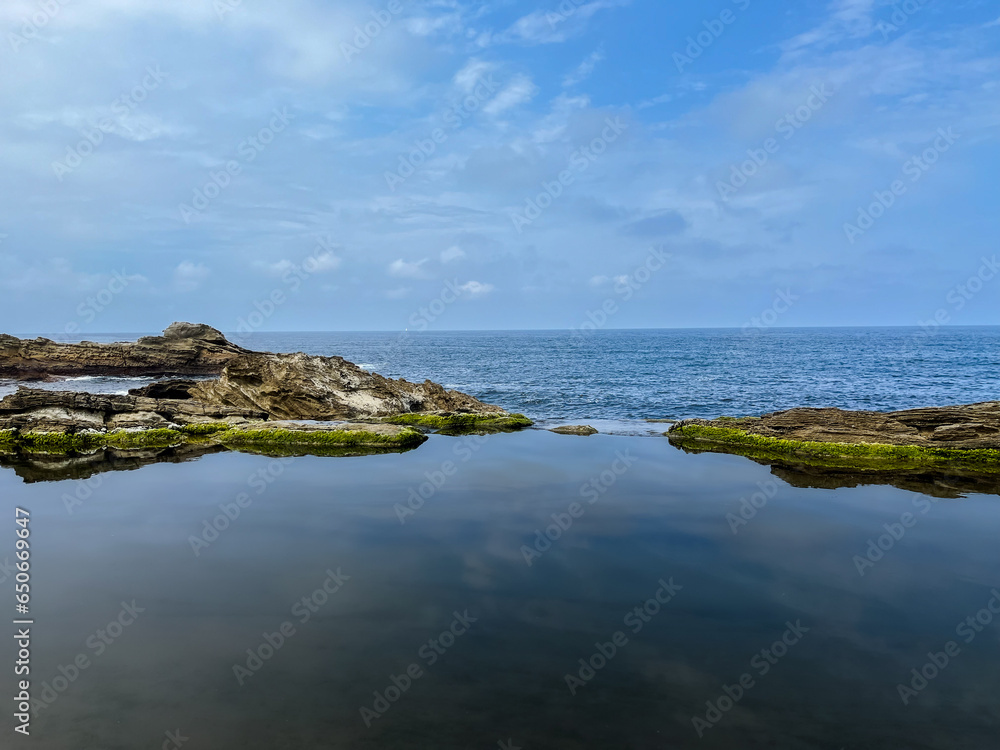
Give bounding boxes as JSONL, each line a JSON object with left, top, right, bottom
{"left": 10, "top": 327, "right": 1000, "bottom": 428}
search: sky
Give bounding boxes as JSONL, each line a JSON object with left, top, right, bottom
{"left": 0, "top": 0, "right": 998, "bottom": 335}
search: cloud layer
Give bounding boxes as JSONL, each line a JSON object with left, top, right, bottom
{"left": 1, "top": 0, "right": 998, "bottom": 334}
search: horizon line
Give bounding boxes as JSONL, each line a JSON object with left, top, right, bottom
{"left": 11, "top": 324, "right": 1000, "bottom": 336}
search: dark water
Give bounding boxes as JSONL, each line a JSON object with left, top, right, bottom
{"left": 2, "top": 431, "right": 999, "bottom": 749}
{"left": 6, "top": 328, "right": 1000, "bottom": 429}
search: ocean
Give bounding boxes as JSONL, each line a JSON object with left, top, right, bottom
{"left": 5, "top": 327, "right": 1000, "bottom": 428}
{"left": 2, "top": 328, "right": 999, "bottom": 748}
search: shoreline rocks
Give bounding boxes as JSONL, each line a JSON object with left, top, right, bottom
{"left": 0, "top": 323, "right": 532, "bottom": 472}
{"left": 668, "top": 404, "right": 1000, "bottom": 474}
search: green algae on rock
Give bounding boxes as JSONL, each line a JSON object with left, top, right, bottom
{"left": 217, "top": 424, "right": 427, "bottom": 450}
{"left": 0, "top": 428, "right": 186, "bottom": 454}
{"left": 380, "top": 412, "right": 533, "bottom": 434}
{"left": 0, "top": 421, "right": 426, "bottom": 459}
{"left": 669, "top": 404, "right": 1000, "bottom": 474}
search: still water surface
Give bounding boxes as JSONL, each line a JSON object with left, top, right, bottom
{"left": 3, "top": 430, "right": 998, "bottom": 749}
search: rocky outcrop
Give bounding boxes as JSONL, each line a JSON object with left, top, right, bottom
{"left": 673, "top": 404, "right": 1000, "bottom": 450}
{"left": 668, "top": 403, "right": 1000, "bottom": 474}
{"left": 0, "top": 323, "right": 249, "bottom": 379}
{"left": 0, "top": 323, "right": 531, "bottom": 472}
{"left": 0, "top": 322, "right": 512, "bottom": 422}
{"left": 186, "top": 352, "right": 506, "bottom": 421}
{"left": 0, "top": 387, "right": 429, "bottom": 461}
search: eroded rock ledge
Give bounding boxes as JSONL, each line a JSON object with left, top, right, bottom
{"left": 668, "top": 404, "right": 1000, "bottom": 474}
{"left": 0, "top": 322, "right": 248, "bottom": 379}
{"left": 0, "top": 323, "right": 532, "bottom": 463}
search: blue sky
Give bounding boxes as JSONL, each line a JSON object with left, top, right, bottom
{"left": 0, "top": 0, "right": 998, "bottom": 334}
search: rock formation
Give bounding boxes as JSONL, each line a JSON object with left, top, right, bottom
{"left": 0, "top": 323, "right": 531, "bottom": 470}
{"left": 668, "top": 404, "right": 1000, "bottom": 477}
{"left": 186, "top": 352, "right": 506, "bottom": 421}
{"left": 673, "top": 403, "right": 1000, "bottom": 450}
{"left": 0, "top": 322, "right": 249, "bottom": 379}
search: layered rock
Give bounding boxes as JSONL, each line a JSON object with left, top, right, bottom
{"left": 0, "top": 388, "right": 268, "bottom": 433}
{"left": 668, "top": 403, "right": 1000, "bottom": 476}
{"left": 186, "top": 352, "right": 506, "bottom": 421}
{"left": 673, "top": 403, "right": 1000, "bottom": 451}
{"left": 0, "top": 323, "right": 530, "bottom": 471}
{"left": 0, "top": 387, "right": 428, "bottom": 459}
{"left": 0, "top": 323, "right": 248, "bottom": 379}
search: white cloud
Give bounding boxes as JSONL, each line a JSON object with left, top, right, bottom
{"left": 458, "top": 280, "right": 494, "bottom": 298}
{"left": 782, "top": 0, "right": 876, "bottom": 55}
{"left": 637, "top": 93, "right": 673, "bottom": 110}
{"left": 441, "top": 246, "right": 466, "bottom": 263}
{"left": 388, "top": 258, "right": 429, "bottom": 278}
{"left": 173, "top": 261, "right": 210, "bottom": 292}
{"left": 482, "top": 75, "right": 538, "bottom": 116}
{"left": 500, "top": 1, "right": 630, "bottom": 45}
{"left": 19, "top": 108, "right": 182, "bottom": 143}
{"left": 454, "top": 59, "right": 497, "bottom": 93}
{"left": 253, "top": 259, "right": 295, "bottom": 276}
{"left": 254, "top": 251, "right": 339, "bottom": 276}
{"left": 563, "top": 48, "right": 605, "bottom": 87}
{"left": 307, "top": 251, "right": 341, "bottom": 272}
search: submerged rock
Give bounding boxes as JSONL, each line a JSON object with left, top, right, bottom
{"left": 549, "top": 425, "right": 599, "bottom": 436}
